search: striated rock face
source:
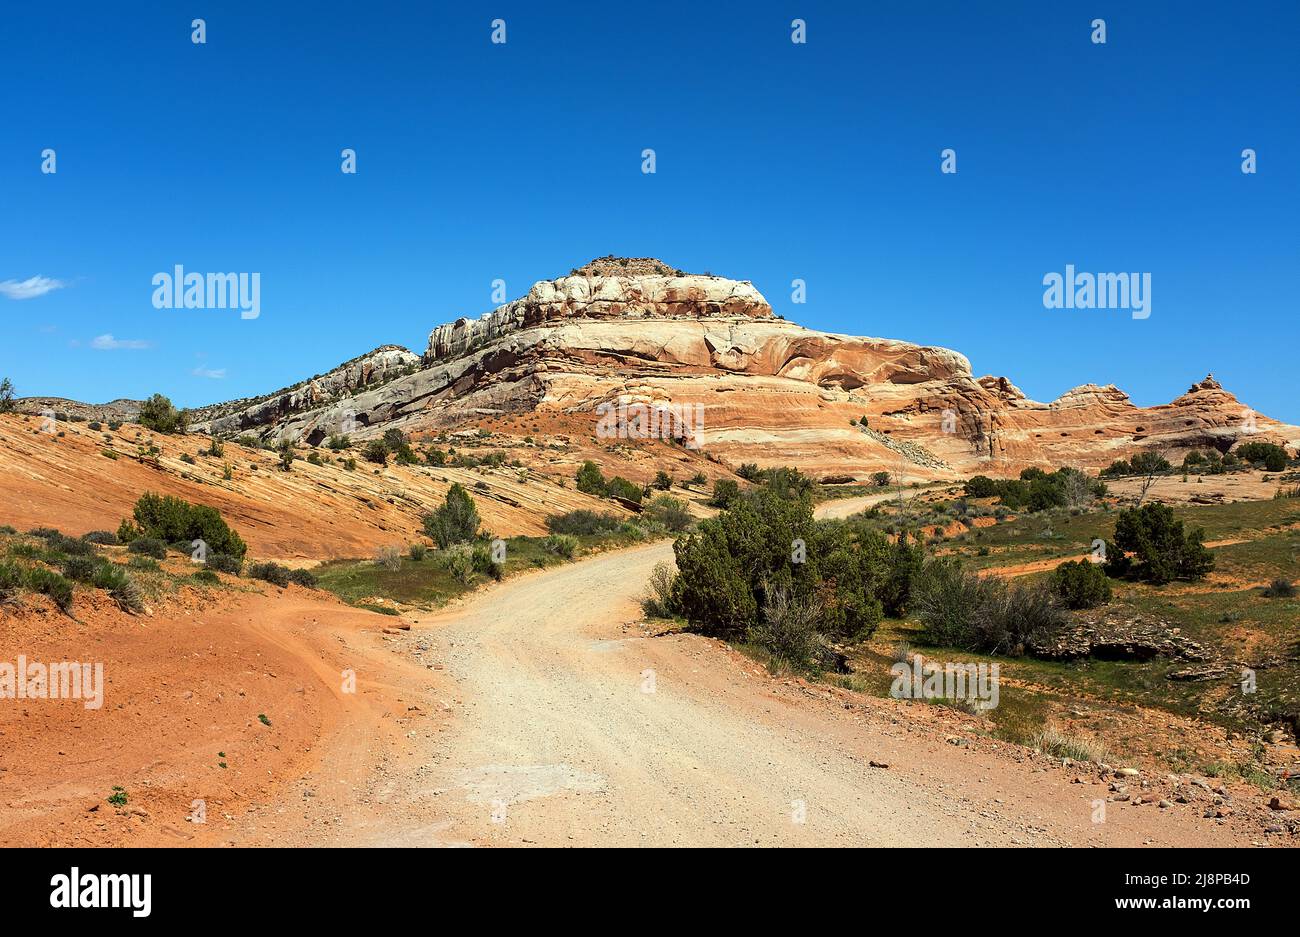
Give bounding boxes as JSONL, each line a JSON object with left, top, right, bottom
{"left": 168, "top": 259, "right": 1298, "bottom": 480}
{"left": 188, "top": 345, "right": 420, "bottom": 440}
{"left": 425, "top": 270, "right": 771, "bottom": 361}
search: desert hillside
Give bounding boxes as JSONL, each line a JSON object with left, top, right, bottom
{"left": 0, "top": 412, "right": 646, "bottom": 562}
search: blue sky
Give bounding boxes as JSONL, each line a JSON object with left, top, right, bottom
{"left": 2, "top": 1, "right": 1296, "bottom": 420}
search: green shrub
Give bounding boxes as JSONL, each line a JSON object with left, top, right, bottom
{"left": 1235, "top": 441, "right": 1288, "bottom": 472}
{"left": 879, "top": 529, "right": 924, "bottom": 618}
{"left": 363, "top": 440, "right": 389, "bottom": 464}
{"left": 736, "top": 463, "right": 762, "bottom": 481}
{"left": 470, "top": 544, "right": 499, "bottom": 576}
{"left": 48, "top": 533, "right": 94, "bottom": 556}
{"left": 81, "top": 530, "right": 119, "bottom": 545}
{"left": 605, "top": 476, "right": 643, "bottom": 504}
{"left": 138, "top": 393, "right": 186, "bottom": 434}
{"left": 26, "top": 568, "right": 74, "bottom": 612}
{"left": 709, "top": 478, "right": 740, "bottom": 508}
{"left": 672, "top": 486, "right": 883, "bottom": 642}
{"left": 545, "top": 510, "right": 623, "bottom": 536}
{"left": 641, "top": 495, "right": 691, "bottom": 532}
{"left": 619, "top": 521, "right": 647, "bottom": 541}
{"left": 247, "top": 562, "right": 291, "bottom": 587}
{"left": 92, "top": 564, "right": 144, "bottom": 612}
{"left": 191, "top": 569, "right": 221, "bottom": 585}
{"left": 129, "top": 492, "right": 247, "bottom": 559}
{"left": 409, "top": 543, "right": 427, "bottom": 561}
{"left": 62, "top": 555, "right": 101, "bottom": 582}
{"left": 1104, "top": 503, "right": 1214, "bottom": 584}
{"left": 422, "top": 483, "right": 480, "bottom": 549}
{"left": 1261, "top": 579, "right": 1296, "bottom": 598}
{"left": 575, "top": 461, "right": 606, "bottom": 495}
{"left": 542, "top": 534, "right": 578, "bottom": 559}
{"left": 288, "top": 568, "right": 317, "bottom": 589}
{"left": 0, "top": 560, "right": 24, "bottom": 598}
{"left": 446, "top": 547, "right": 474, "bottom": 584}
{"left": 205, "top": 553, "right": 243, "bottom": 575}
{"left": 652, "top": 471, "right": 673, "bottom": 490}
{"left": 975, "top": 580, "right": 1067, "bottom": 655}
{"left": 910, "top": 558, "right": 992, "bottom": 649}
{"left": 911, "top": 558, "right": 1065, "bottom": 654}
{"left": 963, "top": 475, "right": 999, "bottom": 498}
{"left": 641, "top": 562, "right": 679, "bottom": 618}
{"left": 1050, "top": 560, "right": 1112, "bottom": 609}
{"left": 747, "top": 588, "right": 837, "bottom": 671}
{"left": 1130, "top": 451, "right": 1172, "bottom": 475}
{"left": 128, "top": 537, "right": 167, "bottom": 559}
{"left": 962, "top": 468, "right": 1102, "bottom": 512}
{"left": 871, "top": 471, "right": 892, "bottom": 488}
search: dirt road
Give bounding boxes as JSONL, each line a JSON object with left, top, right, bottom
{"left": 349, "top": 497, "right": 1261, "bottom": 847}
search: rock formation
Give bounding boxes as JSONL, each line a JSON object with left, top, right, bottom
{"left": 45, "top": 259, "right": 1299, "bottom": 481}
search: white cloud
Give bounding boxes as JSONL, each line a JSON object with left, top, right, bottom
{"left": 91, "top": 333, "right": 152, "bottom": 350}
{"left": 0, "top": 276, "right": 66, "bottom": 300}
{"left": 192, "top": 366, "right": 226, "bottom": 379}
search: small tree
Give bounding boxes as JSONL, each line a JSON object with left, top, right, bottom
{"left": 1050, "top": 560, "right": 1112, "bottom": 609}
{"left": 0, "top": 377, "right": 15, "bottom": 414}
{"left": 605, "top": 476, "right": 643, "bottom": 504}
{"left": 709, "top": 478, "right": 740, "bottom": 508}
{"left": 422, "top": 483, "right": 481, "bottom": 549}
{"left": 880, "top": 529, "right": 924, "bottom": 617}
{"left": 1105, "top": 503, "right": 1213, "bottom": 584}
{"left": 138, "top": 393, "right": 186, "bottom": 434}
{"left": 653, "top": 470, "right": 673, "bottom": 490}
{"left": 278, "top": 440, "right": 295, "bottom": 471}
{"left": 1130, "top": 449, "right": 1172, "bottom": 506}
{"left": 363, "top": 439, "right": 389, "bottom": 464}
{"left": 575, "top": 460, "right": 606, "bottom": 495}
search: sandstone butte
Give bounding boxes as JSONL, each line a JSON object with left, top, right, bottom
{"left": 40, "top": 257, "right": 1300, "bottom": 483}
